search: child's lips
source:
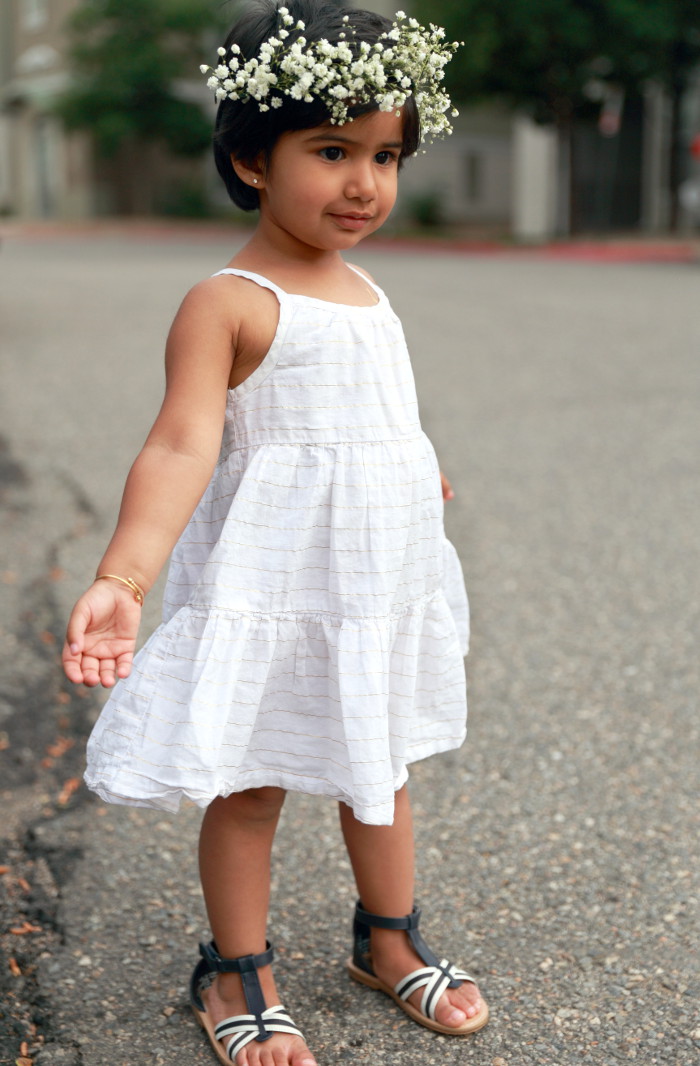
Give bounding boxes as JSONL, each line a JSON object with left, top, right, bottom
{"left": 329, "top": 212, "right": 374, "bottom": 231}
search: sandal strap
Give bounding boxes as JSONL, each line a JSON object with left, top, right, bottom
{"left": 189, "top": 939, "right": 274, "bottom": 1017}
{"left": 200, "top": 939, "right": 274, "bottom": 973}
{"left": 395, "top": 961, "right": 476, "bottom": 1021}
{"left": 215, "top": 1005, "right": 304, "bottom": 1060}
{"left": 352, "top": 901, "right": 462, "bottom": 990}
{"left": 354, "top": 902, "right": 422, "bottom": 931}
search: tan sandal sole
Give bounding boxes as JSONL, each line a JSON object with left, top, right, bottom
{"left": 192, "top": 1000, "right": 237, "bottom": 1066}
{"left": 347, "top": 958, "right": 489, "bottom": 1035}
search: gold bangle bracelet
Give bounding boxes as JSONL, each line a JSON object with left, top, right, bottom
{"left": 95, "top": 574, "right": 145, "bottom": 605}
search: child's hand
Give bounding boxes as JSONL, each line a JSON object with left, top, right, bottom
{"left": 440, "top": 471, "right": 455, "bottom": 501}
{"left": 62, "top": 581, "right": 142, "bottom": 688}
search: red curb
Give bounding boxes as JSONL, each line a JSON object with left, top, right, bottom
{"left": 1, "top": 218, "right": 698, "bottom": 263}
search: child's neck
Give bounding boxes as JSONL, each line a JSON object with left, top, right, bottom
{"left": 230, "top": 228, "right": 375, "bottom": 306}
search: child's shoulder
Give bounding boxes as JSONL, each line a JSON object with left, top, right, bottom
{"left": 180, "top": 271, "right": 278, "bottom": 317}
{"left": 172, "top": 271, "right": 279, "bottom": 340}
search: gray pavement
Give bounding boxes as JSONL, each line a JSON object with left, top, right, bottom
{"left": 1, "top": 228, "right": 698, "bottom": 1066}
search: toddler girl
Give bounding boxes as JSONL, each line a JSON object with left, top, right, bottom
{"left": 63, "top": 3, "right": 488, "bottom": 1063}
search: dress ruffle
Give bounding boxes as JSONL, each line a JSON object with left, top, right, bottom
{"left": 85, "top": 554, "right": 467, "bottom": 826}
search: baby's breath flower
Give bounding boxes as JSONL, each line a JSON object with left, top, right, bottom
{"left": 200, "top": 9, "right": 461, "bottom": 144}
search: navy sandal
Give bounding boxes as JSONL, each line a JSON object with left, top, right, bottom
{"left": 190, "top": 940, "right": 305, "bottom": 1064}
{"left": 347, "top": 901, "right": 489, "bottom": 1035}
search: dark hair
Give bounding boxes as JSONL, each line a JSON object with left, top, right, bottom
{"left": 212, "top": 0, "right": 420, "bottom": 210}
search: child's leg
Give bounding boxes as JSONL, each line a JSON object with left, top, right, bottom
{"left": 198, "top": 788, "right": 316, "bottom": 1066}
{"left": 338, "top": 784, "right": 485, "bottom": 1027}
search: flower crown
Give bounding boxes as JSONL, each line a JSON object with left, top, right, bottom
{"left": 200, "top": 8, "right": 461, "bottom": 142}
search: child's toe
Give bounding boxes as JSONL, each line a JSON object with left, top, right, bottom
{"left": 434, "top": 981, "right": 484, "bottom": 1027}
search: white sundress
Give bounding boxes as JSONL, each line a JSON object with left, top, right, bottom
{"left": 84, "top": 268, "right": 470, "bottom": 826}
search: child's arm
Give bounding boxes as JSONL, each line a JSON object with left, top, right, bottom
{"left": 62, "top": 280, "right": 236, "bottom": 688}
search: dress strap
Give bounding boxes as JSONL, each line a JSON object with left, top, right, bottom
{"left": 347, "top": 263, "right": 385, "bottom": 304}
{"left": 211, "top": 268, "right": 287, "bottom": 300}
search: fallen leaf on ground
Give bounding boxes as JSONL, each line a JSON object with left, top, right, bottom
{"left": 57, "top": 778, "right": 81, "bottom": 805}
{"left": 47, "top": 736, "right": 74, "bottom": 758}
{"left": 9, "top": 957, "right": 22, "bottom": 976}
{"left": 10, "top": 922, "right": 42, "bottom": 935}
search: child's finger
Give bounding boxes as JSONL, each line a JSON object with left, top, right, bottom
{"left": 99, "top": 659, "right": 118, "bottom": 688}
{"left": 440, "top": 471, "right": 454, "bottom": 501}
{"left": 64, "top": 600, "right": 91, "bottom": 653}
{"left": 115, "top": 652, "right": 134, "bottom": 680}
{"left": 80, "top": 654, "right": 103, "bottom": 688}
{"left": 62, "top": 648, "right": 85, "bottom": 685}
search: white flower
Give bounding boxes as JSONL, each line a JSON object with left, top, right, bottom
{"left": 200, "top": 10, "right": 461, "bottom": 143}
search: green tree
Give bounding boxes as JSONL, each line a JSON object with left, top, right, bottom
{"left": 416, "top": 0, "right": 700, "bottom": 225}
{"left": 56, "top": 0, "right": 225, "bottom": 212}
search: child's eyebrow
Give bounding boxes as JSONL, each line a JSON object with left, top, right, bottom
{"left": 306, "top": 132, "right": 403, "bottom": 149}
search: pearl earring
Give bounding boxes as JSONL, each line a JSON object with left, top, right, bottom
{"left": 253, "top": 178, "right": 258, "bottom": 185}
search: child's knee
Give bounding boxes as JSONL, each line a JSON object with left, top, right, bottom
{"left": 225, "top": 786, "right": 286, "bottom": 823}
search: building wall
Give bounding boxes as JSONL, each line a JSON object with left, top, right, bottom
{"left": 398, "top": 113, "right": 512, "bottom": 228}
{"left": 1, "top": 0, "right": 95, "bottom": 218}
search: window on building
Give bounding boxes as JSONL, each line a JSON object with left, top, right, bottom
{"left": 22, "top": 0, "right": 50, "bottom": 32}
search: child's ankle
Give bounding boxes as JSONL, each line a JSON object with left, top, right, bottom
{"left": 370, "top": 926, "right": 413, "bottom": 957}
{"left": 214, "top": 971, "right": 244, "bottom": 1000}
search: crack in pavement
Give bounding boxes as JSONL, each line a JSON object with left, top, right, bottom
{"left": 1, "top": 434, "right": 100, "bottom": 1065}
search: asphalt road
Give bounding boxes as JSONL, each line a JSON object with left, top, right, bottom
{"left": 1, "top": 228, "right": 698, "bottom": 1066}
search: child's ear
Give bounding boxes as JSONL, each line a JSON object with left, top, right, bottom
{"left": 231, "top": 153, "right": 265, "bottom": 190}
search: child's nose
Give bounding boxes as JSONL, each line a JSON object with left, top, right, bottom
{"left": 344, "top": 161, "right": 377, "bottom": 201}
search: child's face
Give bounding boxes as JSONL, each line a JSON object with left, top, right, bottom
{"left": 258, "top": 108, "right": 403, "bottom": 252}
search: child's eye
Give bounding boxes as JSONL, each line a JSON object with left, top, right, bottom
{"left": 375, "top": 150, "right": 398, "bottom": 166}
{"left": 319, "top": 146, "right": 344, "bottom": 161}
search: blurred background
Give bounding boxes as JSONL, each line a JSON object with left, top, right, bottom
{"left": 2, "top": 0, "right": 700, "bottom": 241}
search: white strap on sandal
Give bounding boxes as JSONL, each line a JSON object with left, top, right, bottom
{"left": 395, "top": 961, "right": 477, "bottom": 1022}
{"left": 216, "top": 1005, "right": 304, "bottom": 1060}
